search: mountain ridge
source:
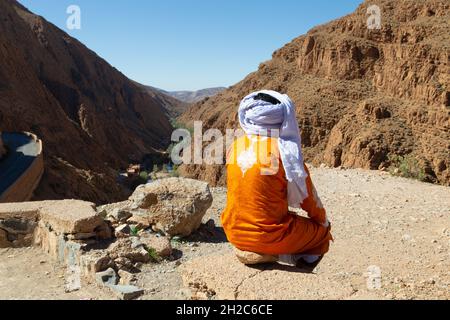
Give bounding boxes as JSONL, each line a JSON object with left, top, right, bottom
{"left": 153, "top": 86, "right": 227, "bottom": 104}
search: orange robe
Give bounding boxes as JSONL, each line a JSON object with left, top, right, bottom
{"left": 221, "top": 135, "right": 332, "bottom": 256}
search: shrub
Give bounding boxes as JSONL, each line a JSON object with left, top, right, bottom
{"left": 389, "top": 154, "right": 426, "bottom": 181}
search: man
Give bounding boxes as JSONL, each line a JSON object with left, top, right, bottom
{"left": 221, "top": 90, "right": 333, "bottom": 268}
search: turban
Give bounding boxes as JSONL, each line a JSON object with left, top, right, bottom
{"left": 238, "top": 90, "right": 308, "bottom": 207}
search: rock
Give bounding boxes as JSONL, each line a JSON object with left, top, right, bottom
{"left": 96, "top": 268, "right": 118, "bottom": 287}
{"left": 234, "top": 248, "right": 278, "bottom": 265}
{"left": 130, "top": 237, "right": 143, "bottom": 249}
{"left": 181, "top": 253, "right": 354, "bottom": 300}
{"left": 81, "top": 251, "right": 115, "bottom": 274}
{"left": 109, "top": 209, "right": 133, "bottom": 224}
{"left": 140, "top": 233, "right": 173, "bottom": 257}
{"left": 65, "top": 266, "right": 81, "bottom": 293}
{"left": 114, "top": 257, "right": 136, "bottom": 272}
{"left": 115, "top": 224, "right": 131, "bottom": 238}
{"left": 68, "top": 232, "right": 97, "bottom": 240}
{"left": 95, "top": 221, "right": 113, "bottom": 240}
{"left": 39, "top": 200, "right": 104, "bottom": 234}
{"left": 128, "top": 178, "right": 213, "bottom": 237}
{"left": 0, "top": 218, "right": 37, "bottom": 235}
{"left": 108, "top": 238, "right": 150, "bottom": 264}
{"left": 0, "top": 229, "right": 10, "bottom": 248}
{"left": 118, "top": 270, "right": 137, "bottom": 285}
{"left": 127, "top": 215, "right": 151, "bottom": 230}
{"left": 109, "top": 285, "right": 144, "bottom": 300}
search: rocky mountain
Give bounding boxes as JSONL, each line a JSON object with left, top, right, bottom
{"left": 0, "top": 0, "right": 175, "bottom": 203}
{"left": 156, "top": 87, "right": 226, "bottom": 104}
{"left": 137, "top": 84, "right": 189, "bottom": 118}
{"left": 179, "top": 0, "right": 450, "bottom": 187}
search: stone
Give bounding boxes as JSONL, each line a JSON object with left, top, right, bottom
{"left": 109, "top": 208, "right": 133, "bottom": 223}
{"left": 130, "top": 237, "right": 143, "bottom": 249}
{"left": 81, "top": 251, "right": 115, "bottom": 274}
{"left": 128, "top": 178, "right": 213, "bottom": 237}
{"left": 97, "top": 201, "right": 131, "bottom": 218}
{"left": 127, "top": 215, "right": 151, "bottom": 230}
{"left": 0, "top": 200, "right": 104, "bottom": 234}
{"left": 140, "top": 233, "right": 173, "bottom": 257}
{"left": 0, "top": 228, "right": 10, "bottom": 248}
{"left": 96, "top": 268, "right": 118, "bottom": 287}
{"left": 68, "top": 232, "right": 97, "bottom": 240}
{"left": 108, "top": 238, "right": 151, "bottom": 264}
{"left": 0, "top": 218, "right": 37, "bottom": 235}
{"left": 234, "top": 248, "right": 278, "bottom": 265}
{"left": 118, "top": 270, "right": 137, "bottom": 285}
{"left": 109, "top": 285, "right": 144, "bottom": 300}
{"left": 95, "top": 221, "right": 113, "bottom": 240}
{"left": 115, "top": 224, "right": 131, "bottom": 238}
{"left": 114, "top": 257, "right": 135, "bottom": 272}
{"left": 65, "top": 266, "right": 81, "bottom": 293}
{"left": 181, "top": 253, "right": 354, "bottom": 300}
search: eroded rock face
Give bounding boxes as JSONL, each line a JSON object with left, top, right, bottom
{"left": 179, "top": 0, "right": 450, "bottom": 186}
{"left": 129, "top": 178, "right": 213, "bottom": 237}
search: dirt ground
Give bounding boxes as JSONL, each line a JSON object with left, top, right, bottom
{"left": 1, "top": 166, "right": 449, "bottom": 300}
{"left": 0, "top": 247, "right": 114, "bottom": 300}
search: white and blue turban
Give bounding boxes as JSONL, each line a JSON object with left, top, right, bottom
{"left": 238, "top": 90, "right": 308, "bottom": 207}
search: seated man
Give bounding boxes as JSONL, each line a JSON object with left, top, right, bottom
{"left": 221, "top": 90, "right": 333, "bottom": 268}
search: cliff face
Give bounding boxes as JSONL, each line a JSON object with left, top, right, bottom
{"left": 180, "top": 0, "right": 450, "bottom": 186}
{"left": 0, "top": 0, "right": 174, "bottom": 203}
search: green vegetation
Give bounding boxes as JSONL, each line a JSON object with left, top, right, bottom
{"left": 170, "top": 164, "right": 180, "bottom": 178}
{"left": 389, "top": 154, "right": 426, "bottom": 182}
{"left": 170, "top": 119, "right": 194, "bottom": 134}
{"left": 147, "top": 248, "right": 162, "bottom": 263}
{"left": 139, "top": 171, "right": 149, "bottom": 181}
{"left": 130, "top": 225, "right": 139, "bottom": 237}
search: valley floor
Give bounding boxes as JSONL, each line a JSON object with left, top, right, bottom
{"left": 1, "top": 167, "right": 449, "bottom": 300}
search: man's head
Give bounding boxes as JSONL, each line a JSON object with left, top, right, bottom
{"left": 253, "top": 92, "right": 281, "bottom": 105}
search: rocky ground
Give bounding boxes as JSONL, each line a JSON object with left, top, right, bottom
{"left": 2, "top": 166, "right": 448, "bottom": 300}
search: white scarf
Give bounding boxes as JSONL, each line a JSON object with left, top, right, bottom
{"left": 238, "top": 90, "right": 309, "bottom": 207}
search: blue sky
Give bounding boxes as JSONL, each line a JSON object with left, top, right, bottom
{"left": 18, "top": 0, "right": 363, "bottom": 91}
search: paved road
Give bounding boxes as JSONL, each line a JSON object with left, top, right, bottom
{"left": 0, "top": 133, "right": 40, "bottom": 195}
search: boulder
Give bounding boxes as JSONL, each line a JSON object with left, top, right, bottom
{"left": 128, "top": 178, "right": 213, "bottom": 237}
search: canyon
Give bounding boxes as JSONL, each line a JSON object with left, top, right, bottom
{"left": 0, "top": 0, "right": 176, "bottom": 204}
